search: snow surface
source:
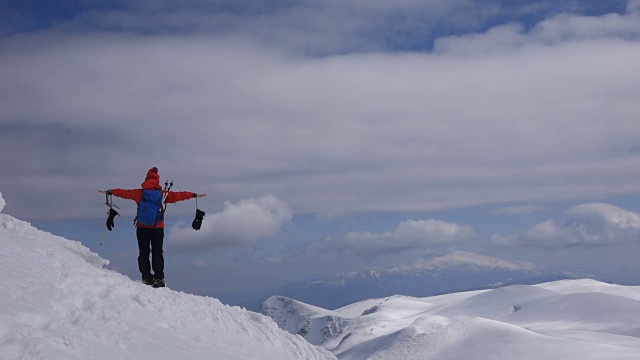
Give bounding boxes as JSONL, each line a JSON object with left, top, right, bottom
{"left": 0, "top": 192, "right": 335, "bottom": 360}
{"left": 264, "top": 280, "right": 640, "bottom": 359}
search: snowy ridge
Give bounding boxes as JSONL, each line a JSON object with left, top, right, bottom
{"left": 0, "top": 192, "right": 335, "bottom": 360}
{"left": 260, "top": 296, "right": 348, "bottom": 346}
{"left": 264, "top": 280, "right": 640, "bottom": 359}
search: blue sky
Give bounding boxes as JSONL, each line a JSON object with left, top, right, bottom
{"left": 2, "top": 0, "right": 640, "bottom": 296}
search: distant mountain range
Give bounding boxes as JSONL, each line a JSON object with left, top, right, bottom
{"left": 272, "top": 251, "right": 565, "bottom": 309}
{"left": 220, "top": 251, "right": 567, "bottom": 310}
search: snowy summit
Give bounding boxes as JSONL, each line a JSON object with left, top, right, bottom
{"left": 0, "top": 192, "right": 335, "bottom": 360}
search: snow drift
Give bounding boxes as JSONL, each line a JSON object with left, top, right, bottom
{"left": 0, "top": 192, "right": 335, "bottom": 360}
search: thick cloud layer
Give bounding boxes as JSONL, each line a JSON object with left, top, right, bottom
{"left": 2, "top": 24, "right": 640, "bottom": 220}
{"left": 2, "top": 1, "right": 640, "bottom": 227}
{"left": 492, "top": 203, "right": 640, "bottom": 247}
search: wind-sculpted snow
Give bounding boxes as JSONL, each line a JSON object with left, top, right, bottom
{"left": 0, "top": 208, "right": 335, "bottom": 360}
{"left": 261, "top": 296, "right": 348, "bottom": 346}
{"left": 264, "top": 280, "right": 640, "bottom": 359}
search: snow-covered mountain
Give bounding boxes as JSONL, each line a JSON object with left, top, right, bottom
{"left": 262, "top": 279, "right": 640, "bottom": 359}
{"left": 263, "top": 251, "right": 564, "bottom": 310}
{"left": 0, "top": 192, "right": 335, "bottom": 360}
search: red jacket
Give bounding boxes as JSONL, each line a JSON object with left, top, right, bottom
{"left": 111, "top": 170, "right": 195, "bottom": 228}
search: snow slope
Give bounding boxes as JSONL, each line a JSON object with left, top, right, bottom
{"left": 263, "top": 281, "right": 640, "bottom": 359}
{"left": 0, "top": 192, "right": 335, "bottom": 360}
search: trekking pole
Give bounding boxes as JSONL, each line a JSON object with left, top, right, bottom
{"left": 162, "top": 180, "right": 173, "bottom": 213}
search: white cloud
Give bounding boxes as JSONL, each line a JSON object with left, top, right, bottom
{"left": 533, "top": 12, "right": 640, "bottom": 42}
{"left": 434, "top": 23, "right": 528, "bottom": 56}
{"left": 0, "top": 192, "right": 5, "bottom": 213}
{"left": 434, "top": 10, "right": 640, "bottom": 56}
{"left": 629, "top": 0, "right": 640, "bottom": 13}
{"left": 317, "top": 219, "right": 477, "bottom": 257}
{"left": 492, "top": 203, "right": 640, "bottom": 247}
{"left": 166, "top": 194, "right": 292, "bottom": 252}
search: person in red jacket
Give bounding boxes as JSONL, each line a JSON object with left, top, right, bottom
{"left": 100, "top": 167, "right": 206, "bottom": 288}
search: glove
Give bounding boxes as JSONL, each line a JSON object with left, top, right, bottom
{"left": 192, "top": 209, "right": 205, "bottom": 230}
{"left": 106, "top": 208, "right": 119, "bottom": 231}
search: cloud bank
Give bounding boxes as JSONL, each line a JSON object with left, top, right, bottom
{"left": 3, "top": 26, "right": 640, "bottom": 220}
{"left": 434, "top": 9, "right": 640, "bottom": 56}
{"left": 1, "top": 2, "right": 640, "bottom": 222}
{"left": 316, "top": 219, "right": 477, "bottom": 257}
{"left": 167, "top": 194, "right": 292, "bottom": 252}
{"left": 492, "top": 203, "right": 640, "bottom": 247}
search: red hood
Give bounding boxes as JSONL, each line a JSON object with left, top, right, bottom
{"left": 141, "top": 168, "right": 162, "bottom": 190}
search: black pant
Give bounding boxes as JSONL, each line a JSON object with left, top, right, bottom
{"left": 136, "top": 227, "right": 164, "bottom": 280}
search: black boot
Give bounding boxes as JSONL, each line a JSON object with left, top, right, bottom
{"left": 152, "top": 278, "right": 166, "bottom": 288}
{"left": 142, "top": 275, "right": 154, "bottom": 286}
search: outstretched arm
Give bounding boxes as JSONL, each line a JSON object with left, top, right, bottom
{"left": 164, "top": 191, "right": 207, "bottom": 204}
{"left": 98, "top": 189, "right": 142, "bottom": 202}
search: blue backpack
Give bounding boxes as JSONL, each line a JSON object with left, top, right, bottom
{"left": 135, "top": 189, "right": 164, "bottom": 226}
